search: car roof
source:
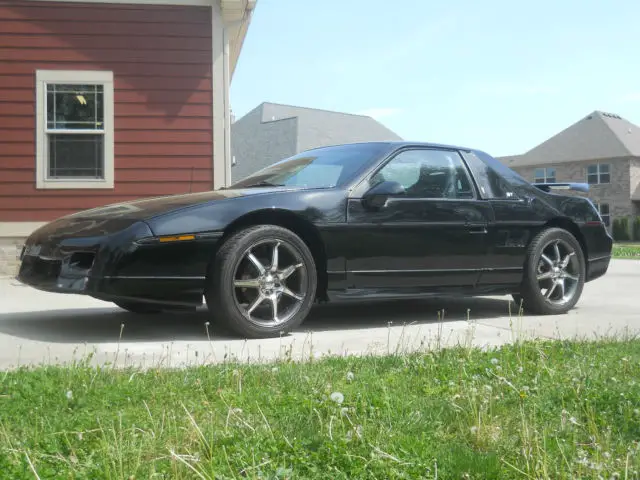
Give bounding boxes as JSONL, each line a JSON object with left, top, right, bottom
{"left": 310, "top": 140, "right": 476, "bottom": 153}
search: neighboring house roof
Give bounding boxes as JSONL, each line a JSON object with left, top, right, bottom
{"left": 230, "top": 101, "right": 403, "bottom": 182}
{"left": 255, "top": 102, "right": 404, "bottom": 150}
{"left": 499, "top": 110, "right": 640, "bottom": 168}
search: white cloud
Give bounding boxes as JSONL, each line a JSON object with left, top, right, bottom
{"left": 357, "top": 107, "right": 403, "bottom": 120}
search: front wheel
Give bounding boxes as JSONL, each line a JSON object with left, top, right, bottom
{"left": 517, "top": 227, "right": 586, "bottom": 315}
{"left": 205, "top": 225, "right": 317, "bottom": 339}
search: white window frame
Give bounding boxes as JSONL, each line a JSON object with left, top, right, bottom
{"left": 586, "top": 163, "right": 610, "bottom": 185}
{"left": 596, "top": 202, "right": 611, "bottom": 226}
{"left": 533, "top": 167, "right": 556, "bottom": 183}
{"left": 35, "top": 69, "right": 114, "bottom": 189}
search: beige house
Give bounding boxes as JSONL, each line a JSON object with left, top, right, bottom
{"left": 498, "top": 110, "right": 640, "bottom": 228}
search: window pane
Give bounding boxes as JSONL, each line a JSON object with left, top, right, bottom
{"left": 376, "top": 149, "right": 473, "bottom": 199}
{"left": 48, "top": 134, "right": 104, "bottom": 179}
{"left": 587, "top": 173, "right": 598, "bottom": 184}
{"left": 599, "top": 173, "right": 610, "bottom": 184}
{"left": 599, "top": 164, "right": 610, "bottom": 173}
{"left": 600, "top": 203, "right": 610, "bottom": 215}
{"left": 534, "top": 168, "right": 544, "bottom": 179}
{"left": 587, "top": 165, "right": 598, "bottom": 174}
{"left": 46, "top": 84, "right": 104, "bottom": 130}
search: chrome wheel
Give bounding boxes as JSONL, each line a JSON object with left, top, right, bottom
{"left": 536, "top": 239, "right": 580, "bottom": 305}
{"left": 232, "top": 239, "right": 308, "bottom": 327}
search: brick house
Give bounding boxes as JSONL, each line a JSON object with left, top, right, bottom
{"left": 230, "top": 102, "right": 403, "bottom": 182}
{"left": 0, "top": 0, "right": 256, "bottom": 274}
{"left": 498, "top": 110, "right": 640, "bottom": 229}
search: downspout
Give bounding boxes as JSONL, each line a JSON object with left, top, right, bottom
{"left": 222, "top": 27, "right": 231, "bottom": 187}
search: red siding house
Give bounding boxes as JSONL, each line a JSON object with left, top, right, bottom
{"left": 0, "top": 0, "right": 255, "bottom": 241}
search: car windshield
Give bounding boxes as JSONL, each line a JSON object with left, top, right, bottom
{"left": 231, "top": 143, "right": 393, "bottom": 189}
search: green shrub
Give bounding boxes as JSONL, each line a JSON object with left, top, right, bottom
{"left": 612, "top": 216, "right": 630, "bottom": 241}
{"left": 633, "top": 216, "right": 640, "bottom": 241}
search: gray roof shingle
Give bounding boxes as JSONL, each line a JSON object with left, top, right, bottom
{"left": 257, "top": 102, "right": 403, "bottom": 150}
{"left": 499, "top": 110, "right": 640, "bottom": 167}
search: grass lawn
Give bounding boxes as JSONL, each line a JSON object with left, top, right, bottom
{"left": 1, "top": 340, "right": 640, "bottom": 479}
{"left": 612, "top": 243, "right": 640, "bottom": 259}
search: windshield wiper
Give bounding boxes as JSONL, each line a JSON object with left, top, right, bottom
{"left": 241, "top": 181, "right": 286, "bottom": 188}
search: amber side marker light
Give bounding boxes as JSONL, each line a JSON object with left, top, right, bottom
{"left": 158, "top": 234, "right": 196, "bottom": 243}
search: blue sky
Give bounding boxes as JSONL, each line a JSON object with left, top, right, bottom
{"left": 230, "top": 0, "right": 640, "bottom": 157}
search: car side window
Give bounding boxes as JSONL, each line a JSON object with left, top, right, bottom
{"left": 372, "top": 149, "right": 475, "bottom": 199}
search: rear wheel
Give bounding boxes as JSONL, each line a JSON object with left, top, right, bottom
{"left": 517, "top": 227, "right": 585, "bottom": 315}
{"left": 205, "top": 225, "right": 317, "bottom": 339}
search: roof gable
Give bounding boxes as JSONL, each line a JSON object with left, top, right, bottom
{"left": 506, "top": 111, "right": 640, "bottom": 167}
{"left": 256, "top": 102, "right": 403, "bottom": 151}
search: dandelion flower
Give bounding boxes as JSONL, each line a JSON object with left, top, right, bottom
{"left": 66, "top": 390, "right": 73, "bottom": 401}
{"left": 271, "top": 367, "right": 279, "bottom": 373}
{"left": 330, "top": 392, "right": 344, "bottom": 404}
{"left": 490, "top": 358, "right": 499, "bottom": 365}
{"left": 470, "top": 426, "right": 478, "bottom": 435}
{"left": 346, "top": 371, "right": 354, "bottom": 382}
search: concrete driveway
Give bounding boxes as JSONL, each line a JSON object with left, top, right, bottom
{"left": 0, "top": 259, "right": 637, "bottom": 369}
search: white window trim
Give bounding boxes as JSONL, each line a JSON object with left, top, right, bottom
{"left": 586, "top": 163, "right": 611, "bottom": 185}
{"left": 533, "top": 167, "right": 556, "bottom": 183}
{"left": 596, "top": 202, "right": 611, "bottom": 226}
{"left": 36, "top": 69, "right": 114, "bottom": 189}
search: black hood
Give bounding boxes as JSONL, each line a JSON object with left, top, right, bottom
{"left": 64, "top": 187, "right": 290, "bottom": 221}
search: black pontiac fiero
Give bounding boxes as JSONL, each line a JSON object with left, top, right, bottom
{"left": 17, "top": 142, "right": 613, "bottom": 338}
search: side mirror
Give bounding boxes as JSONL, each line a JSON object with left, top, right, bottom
{"left": 362, "top": 180, "right": 405, "bottom": 209}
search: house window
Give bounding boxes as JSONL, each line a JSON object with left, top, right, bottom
{"left": 36, "top": 70, "right": 114, "bottom": 189}
{"left": 596, "top": 203, "right": 611, "bottom": 226}
{"left": 587, "top": 163, "right": 610, "bottom": 185}
{"left": 534, "top": 167, "right": 556, "bottom": 183}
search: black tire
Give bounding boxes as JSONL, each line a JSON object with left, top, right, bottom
{"left": 114, "top": 300, "right": 163, "bottom": 314}
{"left": 205, "top": 225, "right": 318, "bottom": 339}
{"left": 517, "top": 227, "right": 586, "bottom": 315}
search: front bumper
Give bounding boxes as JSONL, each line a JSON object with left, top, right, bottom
{"left": 15, "top": 218, "right": 222, "bottom": 306}
{"left": 18, "top": 250, "right": 93, "bottom": 293}
{"left": 16, "top": 217, "right": 153, "bottom": 295}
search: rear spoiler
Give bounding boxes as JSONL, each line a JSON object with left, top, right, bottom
{"left": 532, "top": 182, "right": 589, "bottom": 193}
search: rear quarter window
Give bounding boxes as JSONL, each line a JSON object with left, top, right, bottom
{"left": 461, "top": 150, "right": 522, "bottom": 200}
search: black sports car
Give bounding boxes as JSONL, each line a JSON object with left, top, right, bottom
{"left": 17, "top": 142, "right": 613, "bottom": 338}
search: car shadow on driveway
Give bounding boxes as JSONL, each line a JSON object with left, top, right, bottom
{"left": 0, "top": 296, "right": 519, "bottom": 344}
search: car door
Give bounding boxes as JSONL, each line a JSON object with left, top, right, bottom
{"left": 345, "top": 147, "right": 495, "bottom": 291}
